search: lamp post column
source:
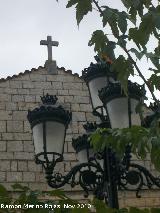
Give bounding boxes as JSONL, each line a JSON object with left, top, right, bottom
{"left": 104, "top": 148, "right": 119, "bottom": 209}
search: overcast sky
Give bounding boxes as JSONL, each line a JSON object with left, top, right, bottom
{"left": 0, "top": 0, "right": 104, "bottom": 78}
{"left": 0, "top": 0, "right": 157, "bottom": 99}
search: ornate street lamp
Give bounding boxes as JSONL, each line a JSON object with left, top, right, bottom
{"left": 82, "top": 56, "right": 116, "bottom": 121}
{"left": 27, "top": 59, "right": 160, "bottom": 209}
{"left": 27, "top": 94, "right": 71, "bottom": 180}
{"left": 99, "top": 81, "right": 145, "bottom": 128}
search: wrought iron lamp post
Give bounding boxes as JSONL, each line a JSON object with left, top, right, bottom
{"left": 27, "top": 58, "right": 160, "bottom": 209}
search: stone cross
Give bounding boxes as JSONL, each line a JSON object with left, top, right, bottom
{"left": 40, "top": 36, "right": 59, "bottom": 61}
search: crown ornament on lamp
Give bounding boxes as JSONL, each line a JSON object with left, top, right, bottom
{"left": 40, "top": 93, "right": 58, "bottom": 105}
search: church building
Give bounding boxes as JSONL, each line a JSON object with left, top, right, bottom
{"left": 0, "top": 36, "right": 159, "bottom": 209}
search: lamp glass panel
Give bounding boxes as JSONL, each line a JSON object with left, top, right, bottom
{"left": 88, "top": 76, "right": 108, "bottom": 109}
{"left": 46, "top": 121, "right": 65, "bottom": 158}
{"left": 107, "top": 97, "right": 129, "bottom": 128}
{"left": 131, "top": 98, "right": 141, "bottom": 126}
{"left": 32, "top": 123, "right": 44, "bottom": 160}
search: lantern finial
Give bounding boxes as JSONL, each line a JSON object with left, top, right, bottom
{"left": 40, "top": 93, "right": 58, "bottom": 105}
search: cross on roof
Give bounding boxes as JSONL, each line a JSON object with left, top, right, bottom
{"left": 40, "top": 36, "right": 59, "bottom": 61}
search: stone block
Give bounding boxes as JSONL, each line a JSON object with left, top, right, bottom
{"left": 28, "top": 183, "right": 48, "bottom": 191}
{"left": 0, "top": 103, "right": 5, "bottom": 110}
{"left": 6, "top": 103, "right": 17, "bottom": 110}
{"left": 17, "top": 89, "right": 30, "bottom": 95}
{"left": 12, "top": 95, "right": 24, "bottom": 102}
{"left": 0, "top": 111, "right": 12, "bottom": 120}
{"left": 4, "top": 88, "right": 17, "bottom": 94}
{"left": 7, "top": 141, "right": 23, "bottom": 152}
{"left": 35, "top": 173, "right": 46, "bottom": 182}
{"left": 58, "top": 90, "right": 69, "bottom": 96}
{"left": 57, "top": 96, "right": 64, "bottom": 103}
{"left": 13, "top": 133, "right": 31, "bottom": 140}
{"left": 16, "top": 74, "right": 30, "bottom": 81}
{"left": 65, "top": 96, "right": 74, "bottom": 103}
{"left": 71, "top": 104, "right": 80, "bottom": 111}
{"left": 80, "top": 104, "right": 92, "bottom": 112}
{"left": 70, "top": 122, "right": 78, "bottom": 133}
{"left": 72, "top": 112, "right": 86, "bottom": 122}
{"left": 69, "top": 90, "right": 89, "bottom": 96}
{"left": 28, "top": 161, "right": 42, "bottom": 172}
{"left": 7, "top": 172, "right": 22, "bottom": 182}
{"left": 30, "top": 74, "right": 46, "bottom": 82}
{"left": 23, "top": 82, "right": 34, "bottom": 89}
{"left": 46, "top": 75, "right": 57, "bottom": 81}
{"left": 0, "top": 94, "right": 11, "bottom": 102}
{"left": 64, "top": 162, "right": 71, "bottom": 172}
{"left": 82, "top": 83, "right": 88, "bottom": 91}
{"left": 51, "top": 82, "right": 63, "bottom": 89}
{"left": 73, "top": 96, "right": 90, "bottom": 104}
{"left": 18, "top": 161, "right": 28, "bottom": 171}
{"left": 13, "top": 111, "right": 27, "bottom": 120}
{"left": 10, "top": 81, "right": 22, "bottom": 88}
{"left": 0, "top": 81, "right": 9, "bottom": 87}
{"left": 14, "top": 152, "right": 34, "bottom": 160}
{"left": 0, "top": 160, "right": 10, "bottom": 171}
{"left": 54, "top": 162, "right": 64, "bottom": 173}
{"left": 67, "top": 142, "right": 75, "bottom": 153}
{"left": 86, "top": 112, "right": 97, "bottom": 122}
{"left": 11, "top": 161, "right": 17, "bottom": 171}
{"left": 0, "top": 152, "right": 14, "bottom": 160}
{"left": 65, "top": 134, "right": 73, "bottom": 142}
{"left": 2, "top": 133, "right": 14, "bottom": 140}
{"left": 24, "top": 95, "right": 36, "bottom": 102}
{"left": 0, "top": 121, "right": 6, "bottom": 132}
{"left": 23, "top": 172, "right": 35, "bottom": 182}
{"left": 63, "top": 83, "right": 82, "bottom": 90}
{"left": 33, "top": 82, "right": 52, "bottom": 89}
{"left": 29, "top": 89, "right": 43, "bottom": 95}
{"left": 23, "top": 141, "right": 34, "bottom": 152}
{"left": 63, "top": 153, "right": 76, "bottom": 161}
{"left": 57, "top": 75, "right": 74, "bottom": 82}
{"left": 7, "top": 121, "right": 23, "bottom": 132}
{"left": 0, "top": 172, "right": 5, "bottom": 181}
{"left": 0, "top": 141, "right": 6, "bottom": 151}
{"left": 43, "top": 89, "right": 58, "bottom": 95}
{"left": 24, "top": 121, "right": 31, "bottom": 133}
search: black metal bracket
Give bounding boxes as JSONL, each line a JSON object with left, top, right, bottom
{"left": 36, "top": 146, "right": 160, "bottom": 204}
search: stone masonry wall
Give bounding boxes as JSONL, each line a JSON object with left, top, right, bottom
{"left": 0, "top": 66, "right": 159, "bottom": 208}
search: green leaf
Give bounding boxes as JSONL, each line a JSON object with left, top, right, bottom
{"left": 66, "top": 0, "right": 78, "bottom": 8}
{"left": 88, "top": 30, "right": 108, "bottom": 54}
{"left": 148, "top": 74, "right": 160, "bottom": 91}
{"left": 130, "top": 48, "right": 144, "bottom": 60}
{"left": 67, "top": 0, "right": 92, "bottom": 25}
{"left": 12, "top": 183, "right": 30, "bottom": 192}
{"left": 102, "top": 7, "right": 113, "bottom": 27}
{"left": 121, "top": 0, "right": 132, "bottom": 9}
{"left": 112, "top": 55, "right": 134, "bottom": 94}
{"left": 47, "top": 189, "right": 68, "bottom": 199}
{"left": 151, "top": 208, "right": 160, "bottom": 213}
{"left": 118, "top": 12, "right": 128, "bottom": 34}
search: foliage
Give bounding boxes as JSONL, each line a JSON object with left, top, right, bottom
{"left": 64, "top": 0, "right": 160, "bottom": 170}
{"left": 0, "top": 183, "right": 91, "bottom": 213}
{"left": 0, "top": 184, "right": 160, "bottom": 213}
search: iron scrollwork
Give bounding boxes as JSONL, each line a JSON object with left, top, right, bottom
{"left": 36, "top": 144, "right": 160, "bottom": 203}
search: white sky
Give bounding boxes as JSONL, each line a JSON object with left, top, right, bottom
{"left": 0, "top": 0, "right": 158, "bottom": 103}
